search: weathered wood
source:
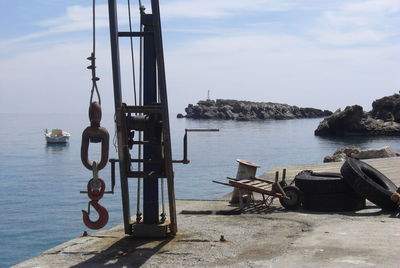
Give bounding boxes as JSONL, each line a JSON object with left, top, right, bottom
{"left": 212, "top": 180, "right": 232, "bottom": 187}
{"left": 261, "top": 157, "right": 400, "bottom": 185}
{"left": 229, "top": 180, "right": 282, "bottom": 197}
{"left": 251, "top": 177, "right": 274, "bottom": 184}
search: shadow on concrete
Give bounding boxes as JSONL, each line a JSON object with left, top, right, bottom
{"left": 239, "top": 202, "right": 286, "bottom": 214}
{"left": 180, "top": 208, "right": 242, "bottom": 215}
{"left": 389, "top": 210, "right": 400, "bottom": 218}
{"left": 294, "top": 205, "right": 400, "bottom": 217}
{"left": 70, "top": 235, "right": 172, "bottom": 268}
{"left": 180, "top": 199, "right": 400, "bottom": 217}
{"left": 224, "top": 202, "right": 400, "bottom": 217}
{"left": 180, "top": 201, "right": 285, "bottom": 216}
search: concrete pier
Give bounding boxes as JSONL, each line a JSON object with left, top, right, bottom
{"left": 14, "top": 157, "right": 400, "bottom": 267}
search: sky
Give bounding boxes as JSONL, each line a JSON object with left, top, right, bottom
{"left": 0, "top": 0, "right": 399, "bottom": 115}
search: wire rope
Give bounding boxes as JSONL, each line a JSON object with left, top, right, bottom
{"left": 89, "top": 0, "right": 101, "bottom": 105}
{"left": 127, "top": 0, "right": 137, "bottom": 106}
{"left": 92, "top": 0, "right": 95, "bottom": 57}
{"left": 136, "top": 0, "right": 145, "bottom": 220}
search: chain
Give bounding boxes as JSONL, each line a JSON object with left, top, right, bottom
{"left": 80, "top": 0, "right": 109, "bottom": 230}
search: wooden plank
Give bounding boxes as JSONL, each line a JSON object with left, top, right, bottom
{"left": 251, "top": 177, "right": 274, "bottom": 184}
{"left": 238, "top": 179, "right": 252, "bottom": 184}
{"left": 212, "top": 180, "right": 232, "bottom": 187}
{"left": 229, "top": 180, "right": 282, "bottom": 197}
{"left": 250, "top": 181, "right": 268, "bottom": 186}
{"left": 260, "top": 157, "right": 400, "bottom": 185}
{"left": 248, "top": 181, "right": 267, "bottom": 187}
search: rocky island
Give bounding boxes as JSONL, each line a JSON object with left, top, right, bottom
{"left": 178, "top": 99, "right": 332, "bottom": 121}
{"left": 315, "top": 94, "right": 400, "bottom": 136}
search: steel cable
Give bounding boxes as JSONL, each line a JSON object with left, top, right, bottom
{"left": 135, "top": 0, "right": 144, "bottom": 221}
{"left": 89, "top": 0, "right": 101, "bottom": 105}
{"left": 127, "top": 0, "right": 137, "bottom": 106}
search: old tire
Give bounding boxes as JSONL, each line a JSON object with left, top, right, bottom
{"left": 295, "top": 170, "right": 352, "bottom": 194}
{"left": 279, "top": 186, "right": 302, "bottom": 210}
{"left": 340, "top": 158, "right": 399, "bottom": 211}
{"left": 302, "top": 191, "right": 365, "bottom": 212}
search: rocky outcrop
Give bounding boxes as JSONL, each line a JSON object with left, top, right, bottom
{"left": 370, "top": 94, "right": 400, "bottom": 122}
{"left": 315, "top": 104, "right": 400, "bottom": 136}
{"left": 180, "top": 99, "right": 332, "bottom": 121}
{"left": 323, "top": 146, "right": 399, "bottom": 163}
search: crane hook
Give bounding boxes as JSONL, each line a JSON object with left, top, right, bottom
{"left": 82, "top": 200, "right": 109, "bottom": 230}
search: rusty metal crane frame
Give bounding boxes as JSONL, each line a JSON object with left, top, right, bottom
{"left": 108, "top": 0, "right": 177, "bottom": 235}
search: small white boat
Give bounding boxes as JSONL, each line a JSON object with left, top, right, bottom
{"left": 44, "top": 128, "right": 70, "bottom": 144}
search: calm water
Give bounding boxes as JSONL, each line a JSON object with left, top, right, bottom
{"left": 1, "top": 113, "right": 399, "bottom": 267}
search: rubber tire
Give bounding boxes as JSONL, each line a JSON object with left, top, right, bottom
{"left": 302, "top": 191, "right": 366, "bottom": 212}
{"left": 279, "top": 186, "right": 302, "bottom": 210}
{"left": 295, "top": 170, "right": 353, "bottom": 194}
{"left": 340, "top": 158, "right": 399, "bottom": 211}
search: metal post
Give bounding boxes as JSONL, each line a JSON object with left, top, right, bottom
{"left": 108, "top": 0, "right": 132, "bottom": 234}
{"left": 142, "top": 14, "right": 159, "bottom": 224}
{"left": 150, "top": 0, "right": 177, "bottom": 235}
{"left": 108, "top": 0, "right": 122, "bottom": 108}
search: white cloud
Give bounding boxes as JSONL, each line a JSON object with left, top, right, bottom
{"left": 1, "top": 0, "right": 399, "bottom": 115}
{"left": 8, "top": 0, "right": 398, "bottom": 49}
{"left": 0, "top": 4, "right": 122, "bottom": 48}
{"left": 3, "top": 0, "right": 399, "bottom": 49}
{"left": 323, "top": 11, "right": 373, "bottom": 27}
{"left": 37, "top": 4, "right": 112, "bottom": 32}
{"left": 343, "top": 0, "right": 400, "bottom": 13}
{"left": 0, "top": 37, "right": 398, "bottom": 115}
{"left": 1, "top": 31, "right": 397, "bottom": 114}
{"left": 311, "top": 0, "right": 399, "bottom": 46}
{"left": 313, "top": 29, "right": 390, "bottom": 46}
{"left": 0, "top": 0, "right": 304, "bottom": 48}
{"left": 161, "top": 0, "right": 295, "bottom": 18}
{"left": 166, "top": 33, "right": 400, "bottom": 112}
{"left": 0, "top": 42, "right": 115, "bottom": 114}
{"left": 0, "top": 0, "right": 293, "bottom": 47}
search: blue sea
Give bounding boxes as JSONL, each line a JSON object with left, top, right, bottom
{"left": 1, "top": 113, "right": 400, "bottom": 267}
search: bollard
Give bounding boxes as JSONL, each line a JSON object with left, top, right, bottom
{"left": 230, "top": 159, "right": 260, "bottom": 204}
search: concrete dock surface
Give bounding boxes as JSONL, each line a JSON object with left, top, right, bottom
{"left": 15, "top": 157, "right": 400, "bottom": 267}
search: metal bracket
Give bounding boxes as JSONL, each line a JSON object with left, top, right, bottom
{"left": 172, "top": 128, "right": 219, "bottom": 164}
{"left": 79, "top": 159, "right": 116, "bottom": 195}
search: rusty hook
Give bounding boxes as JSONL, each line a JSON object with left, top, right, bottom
{"left": 82, "top": 200, "right": 109, "bottom": 230}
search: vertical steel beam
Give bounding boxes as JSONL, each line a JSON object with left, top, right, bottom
{"left": 142, "top": 14, "right": 159, "bottom": 224}
{"left": 108, "top": 0, "right": 132, "bottom": 234}
{"left": 150, "top": 0, "right": 177, "bottom": 234}
{"left": 108, "top": 0, "right": 122, "bottom": 108}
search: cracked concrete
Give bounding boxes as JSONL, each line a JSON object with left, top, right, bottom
{"left": 13, "top": 199, "right": 400, "bottom": 268}
{"left": 13, "top": 158, "right": 400, "bottom": 267}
